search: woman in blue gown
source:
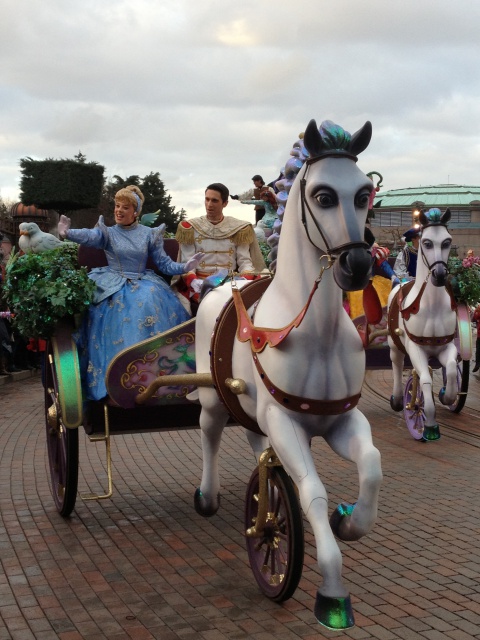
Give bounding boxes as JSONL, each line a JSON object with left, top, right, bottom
{"left": 58, "top": 185, "right": 203, "bottom": 400}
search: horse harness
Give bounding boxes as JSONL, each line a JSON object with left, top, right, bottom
{"left": 388, "top": 278, "right": 458, "bottom": 354}
{"left": 224, "top": 277, "right": 361, "bottom": 416}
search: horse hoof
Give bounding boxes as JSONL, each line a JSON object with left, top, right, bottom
{"left": 314, "top": 591, "right": 355, "bottom": 629}
{"left": 329, "top": 502, "right": 356, "bottom": 540}
{"left": 194, "top": 487, "right": 220, "bottom": 517}
{"left": 422, "top": 425, "right": 441, "bottom": 441}
{"left": 390, "top": 395, "right": 403, "bottom": 412}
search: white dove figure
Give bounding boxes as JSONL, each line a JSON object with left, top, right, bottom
{"left": 18, "top": 222, "right": 64, "bottom": 254}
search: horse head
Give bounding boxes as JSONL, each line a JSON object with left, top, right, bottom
{"left": 297, "top": 119, "right": 374, "bottom": 291}
{"left": 418, "top": 208, "right": 452, "bottom": 286}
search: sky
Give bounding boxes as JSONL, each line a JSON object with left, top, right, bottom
{"left": 1, "top": 0, "right": 480, "bottom": 223}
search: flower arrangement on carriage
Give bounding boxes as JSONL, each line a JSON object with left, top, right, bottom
{"left": 447, "top": 254, "right": 480, "bottom": 308}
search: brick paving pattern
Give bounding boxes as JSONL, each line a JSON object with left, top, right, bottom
{"left": 1, "top": 367, "right": 480, "bottom": 639}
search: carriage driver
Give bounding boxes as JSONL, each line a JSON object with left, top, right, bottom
{"left": 393, "top": 227, "right": 421, "bottom": 280}
{"left": 173, "top": 182, "right": 266, "bottom": 309}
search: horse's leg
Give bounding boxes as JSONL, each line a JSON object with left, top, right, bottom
{"left": 325, "top": 409, "right": 382, "bottom": 541}
{"left": 437, "top": 344, "right": 459, "bottom": 406}
{"left": 263, "top": 405, "right": 347, "bottom": 599}
{"left": 245, "top": 429, "right": 269, "bottom": 462}
{"left": 389, "top": 341, "right": 405, "bottom": 411}
{"left": 194, "top": 391, "right": 230, "bottom": 517}
{"left": 407, "top": 346, "right": 438, "bottom": 439}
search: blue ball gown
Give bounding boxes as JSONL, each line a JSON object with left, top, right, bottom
{"left": 67, "top": 217, "right": 190, "bottom": 400}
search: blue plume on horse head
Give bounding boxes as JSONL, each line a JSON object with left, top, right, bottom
{"left": 303, "top": 119, "right": 372, "bottom": 162}
{"left": 419, "top": 208, "right": 451, "bottom": 229}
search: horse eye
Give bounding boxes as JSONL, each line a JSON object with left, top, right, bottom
{"left": 356, "top": 193, "right": 370, "bottom": 208}
{"left": 315, "top": 193, "right": 336, "bottom": 207}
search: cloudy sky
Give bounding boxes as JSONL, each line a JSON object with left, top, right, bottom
{"left": 1, "top": 0, "right": 480, "bottom": 222}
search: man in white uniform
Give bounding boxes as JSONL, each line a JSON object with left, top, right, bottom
{"left": 174, "top": 183, "right": 265, "bottom": 305}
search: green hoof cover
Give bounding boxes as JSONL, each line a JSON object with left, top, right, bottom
{"left": 314, "top": 592, "right": 355, "bottom": 629}
{"left": 422, "top": 425, "right": 441, "bottom": 441}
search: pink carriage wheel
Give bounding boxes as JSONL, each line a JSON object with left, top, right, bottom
{"left": 244, "top": 465, "right": 304, "bottom": 602}
{"left": 45, "top": 341, "right": 79, "bottom": 517}
{"left": 403, "top": 375, "right": 426, "bottom": 440}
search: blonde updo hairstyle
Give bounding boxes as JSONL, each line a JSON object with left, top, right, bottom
{"left": 114, "top": 185, "right": 145, "bottom": 216}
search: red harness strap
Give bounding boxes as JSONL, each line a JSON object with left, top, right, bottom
{"left": 232, "top": 279, "right": 320, "bottom": 353}
{"left": 397, "top": 277, "right": 458, "bottom": 345}
{"left": 231, "top": 281, "right": 360, "bottom": 415}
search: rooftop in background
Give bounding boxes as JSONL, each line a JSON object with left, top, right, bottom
{"left": 373, "top": 184, "right": 480, "bottom": 208}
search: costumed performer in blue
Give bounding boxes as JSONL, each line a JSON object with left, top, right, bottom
{"left": 57, "top": 185, "right": 204, "bottom": 400}
{"left": 394, "top": 227, "right": 421, "bottom": 280}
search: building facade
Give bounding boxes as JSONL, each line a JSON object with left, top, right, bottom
{"left": 371, "top": 184, "right": 480, "bottom": 257}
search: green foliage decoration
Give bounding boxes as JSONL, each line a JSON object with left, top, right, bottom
{"left": 258, "top": 241, "right": 271, "bottom": 267}
{"left": 2, "top": 244, "right": 96, "bottom": 338}
{"left": 447, "top": 256, "right": 480, "bottom": 307}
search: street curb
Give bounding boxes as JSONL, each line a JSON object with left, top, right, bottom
{"left": 0, "top": 369, "right": 40, "bottom": 386}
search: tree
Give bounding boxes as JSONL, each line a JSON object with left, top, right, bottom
{"left": 102, "top": 172, "right": 185, "bottom": 232}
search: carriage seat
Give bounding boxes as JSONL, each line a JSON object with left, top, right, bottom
{"left": 77, "top": 238, "right": 180, "bottom": 283}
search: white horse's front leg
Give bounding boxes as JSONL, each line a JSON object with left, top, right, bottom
{"left": 194, "top": 391, "right": 230, "bottom": 517}
{"left": 406, "top": 345, "right": 441, "bottom": 440}
{"left": 245, "top": 429, "right": 269, "bottom": 462}
{"left": 263, "top": 404, "right": 347, "bottom": 599}
{"left": 325, "top": 409, "right": 382, "bottom": 541}
{"left": 437, "top": 344, "right": 459, "bottom": 406}
{"left": 389, "top": 340, "right": 405, "bottom": 411}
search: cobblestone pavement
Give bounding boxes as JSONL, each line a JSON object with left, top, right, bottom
{"left": 1, "top": 368, "right": 480, "bottom": 640}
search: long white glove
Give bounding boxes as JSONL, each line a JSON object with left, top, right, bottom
{"left": 58, "top": 215, "right": 71, "bottom": 239}
{"left": 184, "top": 252, "right": 205, "bottom": 273}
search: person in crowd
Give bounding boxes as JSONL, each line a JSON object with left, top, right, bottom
{"left": 394, "top": 227, "right": 421, "bottom": 279}
{"left": 57, "top": 185, "right": 204, "bottom": 400}
{"left": 231, "top": 175, "right": 275, "bottom": 223}
{"left": 240, "top": 189, "right": 278, "bottom": 239}
{"left": 174, "top": 182, "right": 265, "bottom": 306}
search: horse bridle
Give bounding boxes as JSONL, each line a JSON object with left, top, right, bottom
{"left": 299, "top": 157, "right": 370, "bottom": 260}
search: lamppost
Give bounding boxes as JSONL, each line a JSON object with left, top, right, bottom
{"left": 411, "top": 201, "right": 424, "bottom": 229}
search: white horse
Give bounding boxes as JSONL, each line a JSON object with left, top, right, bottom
{"left": 388, "top": 208, "right": 458, "bottom": 440}
{"left": 193, "top": 120, "right": 383, "bottom": 628}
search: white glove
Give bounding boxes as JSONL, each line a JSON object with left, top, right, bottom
{"left": 190, "top": 278, "right": 204, "bottom": 295}
{"left": 58, "top": 215, "right": 71, "bottom": 239}
{"left": 184, "top": 252, "right": 205, "bottom": 273}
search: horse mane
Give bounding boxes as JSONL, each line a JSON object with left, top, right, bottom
{"left": 268, "top": 120, "right": 362, "bottom": 271}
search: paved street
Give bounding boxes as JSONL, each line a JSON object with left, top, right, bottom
{"left": 1, "top": 368, "right": 480, "bottom": 640}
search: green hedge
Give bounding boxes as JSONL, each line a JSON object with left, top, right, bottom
{"left": 20, "top": 158, "right": 105, "bottom": 211}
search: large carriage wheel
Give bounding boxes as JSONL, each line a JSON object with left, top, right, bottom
{"left": 403, "top": 374, "right": 426, "bottom": 440}
{"left": 45, "top": 341, "right": 79, "bottom": 517}
{"left": 244, "top": 465, "right": 304, "bottom": 602}
{"left": 441, "top": 360, "right": 469, "bottom": 414}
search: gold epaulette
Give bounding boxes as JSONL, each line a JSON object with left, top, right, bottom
{"left": 232, "top": 225, "right": 255, "bottom": 246}
{"left": 175, "top": 225, "right": 195, "bottom": 244}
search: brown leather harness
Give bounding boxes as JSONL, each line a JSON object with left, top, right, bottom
{"left": 388, "top": 278, "right": 458, "bottom": 354}
{"left": 212, "top": 277, "right": 361, "bottom": 421}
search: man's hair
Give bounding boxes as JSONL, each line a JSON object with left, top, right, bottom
{"left": 206, "top": 183, "right": 229, "bottom": 203}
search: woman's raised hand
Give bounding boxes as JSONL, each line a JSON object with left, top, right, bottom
{"left": 58, "top": 215, "right": 71, "bottom": 239}
{"left": 184, "top": 252, "right": 205, "bottom": 273}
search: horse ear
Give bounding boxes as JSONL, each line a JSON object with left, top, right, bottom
{"left": 441, "top": 208, "right": 451, "bottom": 225}
{"left": 419, "top": 210, "right": 429, "bottom": 226}
{"left": 348, "top": 121, "right": 372, "bottom": 156}
{"left": 303, "top": 119, "right": 325, "bottom": 157}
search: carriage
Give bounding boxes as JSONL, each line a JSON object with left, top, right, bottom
{"left": 42, "top": 119, "right": 473, "bottom": 630}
